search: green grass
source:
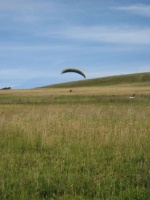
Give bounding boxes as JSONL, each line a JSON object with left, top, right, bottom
{"left": 0, "top": 96, "right": 150, "bottom": 199}
{"left": 0, "top": 93, "right": 149, "bottom": 107}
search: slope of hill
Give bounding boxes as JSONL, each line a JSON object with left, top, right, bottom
{"left": 41, "top": 72, "right": 150, "bottom": 88}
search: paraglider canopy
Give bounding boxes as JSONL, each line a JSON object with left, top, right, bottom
{"left": 61, "top": 68, "right": 86, "bottom": 79}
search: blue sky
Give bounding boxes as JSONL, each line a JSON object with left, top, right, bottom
{"left": 0, "top": 0, "right": 150, "bottom": 89}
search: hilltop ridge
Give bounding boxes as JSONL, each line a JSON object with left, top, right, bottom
{"left": 40, "top": 72, "right": 150, "bottom": 88}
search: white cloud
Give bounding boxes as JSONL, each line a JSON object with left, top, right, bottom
{"left": 0, "top": 44, "right": 71, "bottom": 52}
{"left": 0, "top": 68, "right": 57, "bottom": 80}
{"left": 113, "top": 4, "right": 150, "bottom": 17}
{"left": 62, "top": 26, "right": 150, "bottom": 45}
{"left": 1, "top": 27, "right": 150, "bottom": 55}
{"left": 0, "top": 0, "right": 55, "bottom": 13}
{"left": 0, "top": 0, "right": 64, "bottom": 23}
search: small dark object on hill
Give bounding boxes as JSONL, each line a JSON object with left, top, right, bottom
{"left": 69, "top": 89, "right": 72, "bottom": 93}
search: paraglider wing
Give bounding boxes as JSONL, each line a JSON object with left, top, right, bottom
{"left": 61, "top": 68, "right": 86, "bottom": 78}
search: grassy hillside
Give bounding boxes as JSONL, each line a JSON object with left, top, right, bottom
{"left": 41, "top": 72, "right": 150, "bottom": 88}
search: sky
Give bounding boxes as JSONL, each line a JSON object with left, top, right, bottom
{"left": 0, "top": 0, "right": 150, "bottom": 89}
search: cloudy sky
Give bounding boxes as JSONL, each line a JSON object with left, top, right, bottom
{"left": 0, "top": 0, "right": 150, "bottom": 89}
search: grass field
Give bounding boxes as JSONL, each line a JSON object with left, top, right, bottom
{"left": 0, "top": 76, "right": 150, "bottom": 199}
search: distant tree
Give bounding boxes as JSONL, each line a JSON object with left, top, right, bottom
{"left": 2, "top": 87, "right": 11, "bottom": 90}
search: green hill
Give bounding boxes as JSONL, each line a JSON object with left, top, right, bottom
{"left": 41, "top": 72, "right": 150, "bottom": 88}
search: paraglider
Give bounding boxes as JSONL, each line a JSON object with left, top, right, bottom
{"left": 61, "top": 68, "right": 86, "bottom": 79}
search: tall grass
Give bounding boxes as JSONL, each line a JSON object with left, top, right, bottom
{"left": 0, "top": 92, "right": 150, "bottom": 199}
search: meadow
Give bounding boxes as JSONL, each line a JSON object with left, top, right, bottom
{"left": 0, "top": 84, "right": 150, "bottom": 199}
